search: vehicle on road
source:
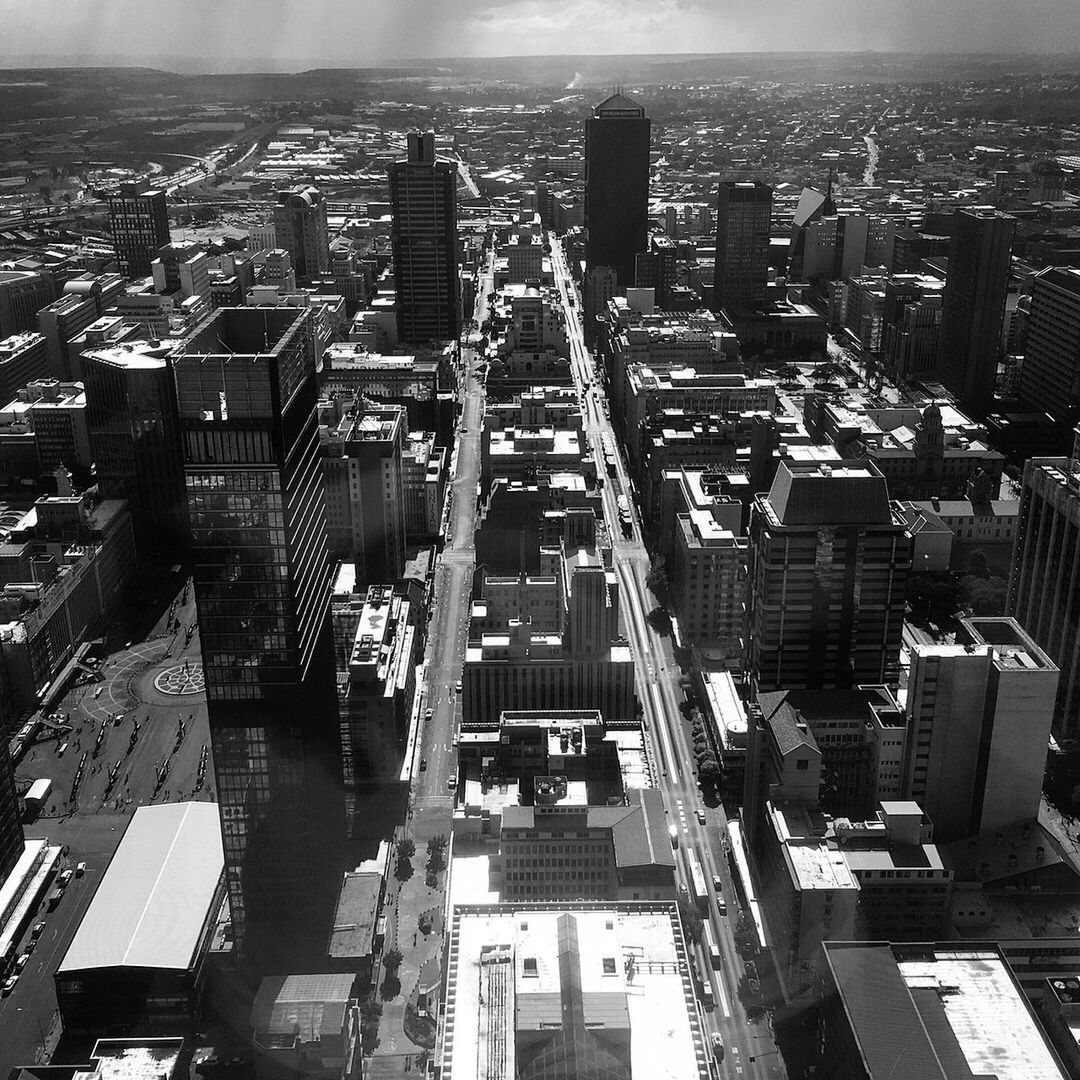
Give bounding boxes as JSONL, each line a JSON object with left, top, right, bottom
{"left": 15, "top": 953, "right": 29, "bottom": 971}
{"left": 668, "top": 824, "right": 679, "bottom": 847}
{"left": 455, "top": 680, "right": 463, "bottom": 693}
{"left": 696, "top": 808, "right": 706, "bottom": 825}
{"left": 58, "top": 869, "right": 73, "bottom": 886}
{"left": 30, "top": 922, "right": 45, "bottom": 939}
{"left": 76, "top": 862, "right": 86, "bottom": 877}
{"left": 419, "top": 758, "right": 428, "bottom": 772}
{"left": 23, "top": 938, "right": 35, "bottom": 954}
{"left": 686, "top": 849, "right": 708, "bottom": 911}
{"left": 424, "top": 708, "right": 433, "bottom": 722}
{"left": 46, "top": 889, "right": 63, "bottom": 911}
{"left": 711, "top": 1033, "right": 725, "bottom": 1061}
{"left": 712, "top": 874, "right": 723, "bottom": 891}
{"left": 717, "top": 896, "right": 727, "bottom": 916}
{"left": 702, "top": 922, "right": 722, "bottom": 969}
{"left": 2, "top": 975, "right": 17, "bottom": 996}
{"left": 447, "top": 774, "right": 457, "bottom": 790}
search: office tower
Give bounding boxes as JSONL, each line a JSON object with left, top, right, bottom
{"left": 0, "top": 332, "right": 50, "bottom": 405}
{"left": 634, "top": 234, "right": 678, "bottom": 310}
{"left": 107, "top": 186, "right": 170, "bottom": 278}
{"left": 0, "top": 719, "right": 24, "bottom": 881}
{"left": 172, "top": 307, "right": 344, "bottom": 970}
{"left": 937, "top": 208, "right": 1015, "bottom": 410}
{"left": 712, "top": 179, "right": 772, "bottom": 314}
{"left": 744, "top": 460, "right": 909, "bottom": 693}
{"left": 584, "top": 93, "right": 651, "bottom": 293}
{"left": 1008, "top": 441, "right": 1080, "bottom": 741}
{"left": 273, "top": 186, "right": 330, "bottom": 284}
{"left": 903, "top": 617, "right": 1057, "bottom": 842}
{"left": 0, "top": 270, "right": 56, "bottom": 338}
{"left": 388, "top": 132, "right": 461, "bottom": 344}
{"left": 82, "top": 344, "right": 189, "bottom": 551}
{"left": 1020, "top": 267, "right": 1080, "bottom": 418}
{"left": 321, "top": 401, "right": 407, "bottom": 586}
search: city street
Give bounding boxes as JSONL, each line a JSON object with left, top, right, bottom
{"left": 550, "top": 240, "right": 783, "bottom": 1080}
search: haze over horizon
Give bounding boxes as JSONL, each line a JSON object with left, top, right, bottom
{"left": 2, "top": 0, "right": 1079, "bottom": 72}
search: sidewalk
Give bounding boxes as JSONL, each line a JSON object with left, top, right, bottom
{"left": 371, "top": 803, "right": 451, "bottom": 1071}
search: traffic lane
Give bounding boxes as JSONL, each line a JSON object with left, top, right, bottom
{"left": 0, "top": 861, "right": 99, "bottom": 1075}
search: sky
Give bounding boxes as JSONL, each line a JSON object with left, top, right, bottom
{"left": 1, "top": 0, "right": 1079, "bottom": 70}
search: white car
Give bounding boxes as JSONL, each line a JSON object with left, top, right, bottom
{"left": 1, "top": 974, "right": 17, "bottom": 996}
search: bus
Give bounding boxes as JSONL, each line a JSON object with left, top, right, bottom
{"left": 601, "top": 435, "right": 617, "bottom": 478}
{"left": 686, "top": 848, "right": 708, "bottom": 912}
{"left": 616, "top": 495, "right": 633, "bottom": 537}
{"left": 702, "top": 920, "right": 722, "bottom": 969}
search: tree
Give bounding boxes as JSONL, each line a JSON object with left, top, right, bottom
{"left": 734, "top": 912, "right": 758, "bottom": 959}
{"left": 383, "top": 947, "right": 403, "bottom": 974}
{"left": 645, "top": 607, "right": 671, "bottom": 635}
{"left": 397, "top": 837, "right": 416, "bottom": 859}
{"left": 395, "top": 854, "right": 414, "bottom": 882}
{"left": 958, "top": 574, "right": 1007, "bottom": 616}
{"left": 360, "top": 998, "right": 383, "bottom": 1054}
{"left": 698, "top": 755, "right": 722, "bottom": 785}
{"left": 645, "top": 559, "right": 670, "bottom": 606}
{"left": 677, "top": 888, "right": 704, "bottom": 944}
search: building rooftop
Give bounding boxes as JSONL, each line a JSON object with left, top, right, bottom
{"left": 58, "top": 803, "right": 223, "bottom": 974}
{"left": 823, "top": 942, "right": 1068, "bottom": 1080}
{"left": 442, "top": 904, "right": 709, "bottom": 1080}
{"left": 765, "top": 460, "right": 894, "bottom": 526}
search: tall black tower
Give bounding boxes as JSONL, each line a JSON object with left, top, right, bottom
{"left": 172, "top": 307, "right": 345, "bottom": 972}
{"left": 585, "top": 93, "right": 651, "bottom": 294}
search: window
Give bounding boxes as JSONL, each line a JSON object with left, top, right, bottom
{"left": 796, "top": 758, "right": 809, "bottom": 771}
{"left": 602, "top": 957, "right": 617, "bottom": 975}
{"left": 523, "top": 957, "right": 539, "bottom": 976}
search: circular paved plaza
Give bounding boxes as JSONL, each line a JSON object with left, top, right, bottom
{"left": 153, "top": 663, "right": 205, "bottom": 696}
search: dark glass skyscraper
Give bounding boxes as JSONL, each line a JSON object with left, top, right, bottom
{"left": 106, "top": 185, "right": 170, "bottom": 278}
{"left": 713, "top": 179, "right": 773, "bottom": 314}
{"left": 584, "top": 93, "right": 651, "bottom": 294}
{"left": 388, "top": 132, "right": 461, "bottom": 344}
{"left": 82, "top": 344, "right": 189, "bottom": 552}
{"left": 172, "top": 307, "right": 344, "bottom": 971}
{"left": 937, "top": 208, "right": 1015, "bottom": 411}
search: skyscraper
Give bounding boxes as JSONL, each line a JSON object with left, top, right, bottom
{"left": 744, "top": 460, "right": 909, "bottom": 694}
{"left": 273, "top": 186, "right": 330, "bottom": 284}
{"left": 106, "top": 186, "right": 170, "bottom": 278}
{"left": 388, "top": 132, "right": 461, "bottom": 344}
{"left": 903, "top": 617, "right": 1058, "bottom": 842}
{"left": 321, "top": 401, "right": 407, "bottom": 586}
{"left": 1020, "top": 266, "right": 1080, "bottom": 418}
{"left": 172, "top": 307, "right": 344, "bottom": 970}
{"left": 937, "top": 208, "right": 1015, "bottom": 410}
{"left": 584, "top": 93, "right": 651, "bottom": 294}
{"left": 82, "top": 343, "right": 189, "bottom": 552}
{"left": 1008, "top": 437, "right": 1080, "bottom": 741}
{"left": 713, "top": 179, "right": 773, "bottom": 314}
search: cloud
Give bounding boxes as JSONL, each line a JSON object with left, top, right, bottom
{"left": 0, "top": 0, "right": 1077, "bottom": 68}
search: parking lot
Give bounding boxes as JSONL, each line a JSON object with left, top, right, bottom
{"left": 0, "top": 571, "right": 215, "bottom": 1075}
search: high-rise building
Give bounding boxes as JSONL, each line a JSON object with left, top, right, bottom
{"left": 634, "top": 234, "right": 678, "bottom": 310}
{"left": 0, "top": 270, "right": 56, "bottom": 339}
{"left": 320, "top": 401, "right": 407, "bottom": 586}
{"left": 172, "top": 307, "right": 344, "bottom": 970}
{"left": 1008, "top": 441, "right": 1080, "bottom": 741}
{"left": 0, "top": 332, "right": 50, "bottom": 405}
{"left": 937, "top": 208, "right": 1015, "bottom": 410}
{"left": 744, "top": 460, "right": 909, "bottom": 693}
{"left": 273, "top": 187, "right": 330, "bottom": 284}
{"left": 902, "top": 617, "right": 1058, "bottom": 842}
{"left": 82, "top": 343, "right": 189, "bottom": 551}
{"left": 1020, "top": 267, "right": 1080, "bottom": 418}
{"left": 106, "top": 186, "right": 170, "bottom": 278}
{"left": 388, "top": 132, "right": 461, "bottom": 344}
{"left": 713, "top": 179, "right": 772, "bottom": 314}
{"left": 584, "top": 93, "right": 650, "bottom": 294}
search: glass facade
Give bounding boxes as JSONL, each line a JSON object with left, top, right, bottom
{"left": 173, "top": 308, "right": 345, "bottom": 969}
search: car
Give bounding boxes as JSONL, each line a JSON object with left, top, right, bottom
{"left": 696, "top": 808, "right": 706, "bottom": 825}
{"left": 455, "top": 680, "right": 463, "bottom": 693}
{"left": 1, "top": 975, "right": 17, "bottom": 996}
{"left": 75, "top": 862, "right": 86, "bottom": 877}
{"left": 419, "top": 758, "right": 428, "bottom": 772}
{"left": 447, "top": 774, "right": 457, "bottom": 790}
{"left": 58, "top": 869, "right": 73, "bottom": 886}
{"left": 711, "top": 1033, "right": 725, "bottom": 1061}
{"left": 23, "top": 938, "right": 35, "bottom": 955}
{"left": 30, "top": 922, "right": 45, "bottom": 939}
{"left": 717, "top": 897, "right": 727, "bottom": 915}
{"left": 14, "top": 953, "right": 29, "bottom": 971}
{"left": 423, "top": 708, "right": 433, "bottom": 722}
{"left": 712, "top": 875, "right": 723, "bottom": 892}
